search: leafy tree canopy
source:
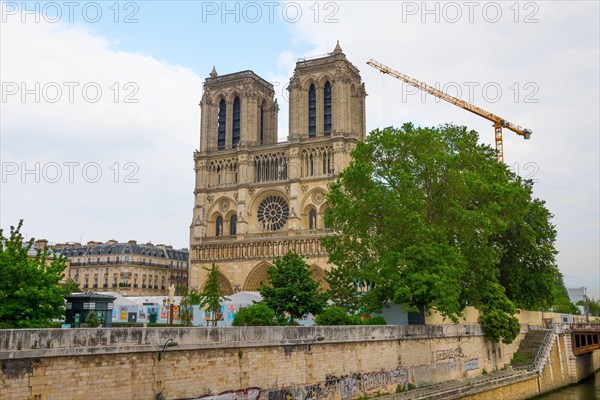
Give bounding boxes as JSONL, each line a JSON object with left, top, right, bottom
{"left": 178, "top": 286, "right": 202, "bottom": 327}
{"left": 0, "top": 220, "right": 74, "bottom": 328}
{"left": 323, "top": 124, "right": 563, "bottom": 343}
{"left": 84, "top": 311, "right": 101, "bottom": 328}
{"left": 325, "top": 265, "right": 361, "bottom": 313}
{"left": 199, "top": 264, "right": 229, "bottom": 327}
{"left": 260, "top": 251, "right": 328, "bottom": 323}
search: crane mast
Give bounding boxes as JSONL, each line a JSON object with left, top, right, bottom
{"left": 366, "top": 59, "right": 532, "bottom": 163}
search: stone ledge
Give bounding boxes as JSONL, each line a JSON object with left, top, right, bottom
{"left": 0, "top": 325, "right": 484, "bottom": 360}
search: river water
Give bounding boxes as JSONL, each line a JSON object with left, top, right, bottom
{"left": 540, "top": 371, "right": 599, "bottom": 399}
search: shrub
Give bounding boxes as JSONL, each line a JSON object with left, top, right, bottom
{"left": 316, "top": 306, "right": 353, "bottom": 325}
{"left": 316, "top": 307, "right": 388, "bottom": 326}
{"left": 84, "top": 312, "right": 101, "bottom": 328}
{"left": 232, "top": 304, "right": 277, "bottom": 326}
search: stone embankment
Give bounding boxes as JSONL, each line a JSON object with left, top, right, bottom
{"left": 1, "top": 324, "right": 598, "bottom": 400}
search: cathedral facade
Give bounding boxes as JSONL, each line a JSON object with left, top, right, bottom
{"left": 189, "top": 43, "right": 366, "bottom": 294}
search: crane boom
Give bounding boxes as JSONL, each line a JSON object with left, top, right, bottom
{"left": 366, "top": 59, "right": 532, "bottom": 163}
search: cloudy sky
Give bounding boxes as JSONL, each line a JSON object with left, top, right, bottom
{"left": 1, "top": 1, "right": 598, "bottom": 297}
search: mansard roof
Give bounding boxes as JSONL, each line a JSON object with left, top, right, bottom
{"left": 58, "top": 242, "right": 188, "bottom": 260}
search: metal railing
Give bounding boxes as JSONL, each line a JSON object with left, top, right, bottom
{"left": 570, "top": 323, "right": 600, "bottom": 331}
{"left": 514, "top": 328, "right": 553, "bottom": 372}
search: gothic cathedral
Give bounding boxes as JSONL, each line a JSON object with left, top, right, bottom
{"left": 189, "top": 43, "right": 366, "bottom": 294}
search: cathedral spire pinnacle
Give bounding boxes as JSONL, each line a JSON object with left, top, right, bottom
{"left": 210, "top": 66, "right": 218, "bottom": 79}
{"left": 333, "top": 40, "right": 343, "bottom": 55}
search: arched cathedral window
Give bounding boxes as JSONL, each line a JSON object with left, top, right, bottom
{"left": 259, "top": 103, "right": 265, "bottom": 144}
{"left": 324, "top": 81, "right": 332, "bottom": 134}
{"left": 232, "top": 96, "right": 241, "bottom": 147}
{"left": 308, "top": 84, "right": 316, "bottom": 137}
{"left": 217, "top": 99, "right": 226, "bottom": 150}
{"left": 230, "top": 215, "right": 237, "bottom": 235}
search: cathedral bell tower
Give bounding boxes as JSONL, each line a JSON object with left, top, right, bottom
{"left": 199, "top": 68, "right": 278, "bottom": 152}
{"left": 288, "top": 41, "right": 366, "bottom": 141}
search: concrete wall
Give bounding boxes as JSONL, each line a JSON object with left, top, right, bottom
{"left": 0, "top": 325, "right": 524, "bottom": 400}
{"left": 425, "top": 307, "right": 590, "bottom": 326}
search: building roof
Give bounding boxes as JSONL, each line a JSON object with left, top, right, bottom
{"left": 65, "top": 292, "right": 116, "bottom": 301}
{"left": 58, "top": 241, "right": 188, "bottom": 260}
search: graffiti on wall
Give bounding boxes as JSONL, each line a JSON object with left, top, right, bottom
{"left": 434, "top": 347, "right": 464, "bottom": 362}
{"left": 324, "top": 368, "right": 409, "bottom": 399}
{"left": 267, "top": 384, "right": 324, "bottom": 400}
{"left": 464, "top": 358, "right": 479, "bottom": 371}
{"left": 195, "top": 387, "right": 261, "bottom": 400}
{"left": 188, "top": 368, "right": 409, "bottom": 400}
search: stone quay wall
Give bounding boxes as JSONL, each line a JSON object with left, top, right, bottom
{"left": 2, "top": 324, "right": 525, "bottom": 400}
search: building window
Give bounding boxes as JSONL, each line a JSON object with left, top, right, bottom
{"left": 230, "top": 214, "right": 237, "bottom": 235}
{"left": 257, "top": 195, "right": 289, "bottom": 231}
{"left": 217, "top": 98, "right": 226, "bottom": 150}
{"left": 259, "top": 104, "right": 265, "bottom": 144}
{"left": 324, "top": 81, "right": 332, "bottom": 134}
{"left": 216, "top": 216, "right": 223, "bottom": 236}
{"left": 309, "top": 208, "right": 317, "bottom": 230}
{"left": 232, "top": 96, "right": 241, "bottom": 147}
{"left": 308, "top": 84, "right": 316, "bottom": 137}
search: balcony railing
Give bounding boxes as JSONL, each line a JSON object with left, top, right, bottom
{"left": 197, "top": 228, "right": 333, "bottom": 243}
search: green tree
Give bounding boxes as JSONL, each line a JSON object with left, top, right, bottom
{"left": 84, "top": 311, "right": 101, "bottom": 328}
{"left": 496, "top": 195, "right": 560, "bottom": 310}
{"left": 586, "top": 298, "right": 600, "bottom": 316}
{"left": 323, "top": 124, "right": 559, "bottom": 343}
{"left": 199, "top": 264, "right": 229, "bottom": 327}
{"left": 325, "top": 265, "right": 361, "bottom": 313}
{"left": 178, "top": 286, "right": 201, "bottom": 327}
{"left": 260, "top": 251, "right": 328, "bottom": 323}
{"left": 232, "top": 303, "right": 277, "bottom": 326}
{"left": 0, "top": 220, "right": 73, "bottom": 328}
{"left": 551, "top": 273, "right": 578, "bottom": 314}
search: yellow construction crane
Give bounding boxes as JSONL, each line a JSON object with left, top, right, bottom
{"left": 367, "top": 59, "right": 532, "bottom": 163}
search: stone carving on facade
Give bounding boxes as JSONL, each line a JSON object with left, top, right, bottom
{"left": 219, "top": 199, "right": 230, "bottom": 212}
{"left": 207, "top": 195, "right": 214, "bottom": 203}
{"left": 312, "top": 191, "right": 324, "bottom": 205}
{"left": 301, "top": 185, "right": 309, "bottom": 194}
{"left": 233, "top": 193, "right": 239, "bottom": 201}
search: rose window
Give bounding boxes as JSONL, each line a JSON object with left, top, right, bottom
{"left": 257, "top": 195, "right": 289, "bottom": 231}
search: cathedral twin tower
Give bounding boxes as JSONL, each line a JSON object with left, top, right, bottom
{"left": 190, "top": 43, "right": 367, "bottom": 293}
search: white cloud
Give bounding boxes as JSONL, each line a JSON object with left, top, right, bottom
{"left": 1, "top": 8, "right": 203, "bottom": 249}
